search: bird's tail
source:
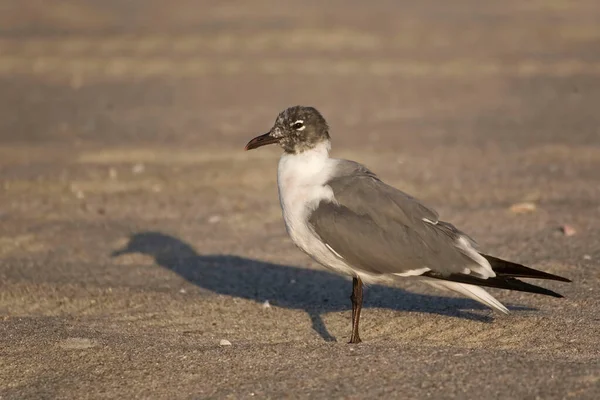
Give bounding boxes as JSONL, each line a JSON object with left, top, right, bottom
{"left": 424, "top": 279, "right": 510, "bottom": 314}
{"left": 422, "top": 255, "right": 571, "bottom": 313}
{"left": 481, "top": 254, "right": 571, "bottom": 283}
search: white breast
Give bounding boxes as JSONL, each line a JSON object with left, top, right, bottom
{"left": 276, "top": 142, "right": 357, "bottom": 277}
{"left": 277, "top": 142, "right": 334, "bottom": 246}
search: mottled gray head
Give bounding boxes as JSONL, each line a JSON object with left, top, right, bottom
{"left": 245, "top": 106, "right": 330, "bottom": 154}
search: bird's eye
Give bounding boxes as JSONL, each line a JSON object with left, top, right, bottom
{"left": 292, "top": 120, "right": 305, "bottom": 130}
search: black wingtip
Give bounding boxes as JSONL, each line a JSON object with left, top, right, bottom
{"left": 424, "top": 272, "right": 566, "bottom": 298}
{"left": 481, "top": 254, "right": 572, "bottom": 283}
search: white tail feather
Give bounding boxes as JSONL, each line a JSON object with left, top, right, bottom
{"left": 424, "top": 279, "right": 509, "bottom": 314}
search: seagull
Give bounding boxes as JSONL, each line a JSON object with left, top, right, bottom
{"left": 244, "top": 105, "right": 571, "bottom": 343}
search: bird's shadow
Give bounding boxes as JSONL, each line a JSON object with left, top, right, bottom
{"left": 112, "top": 232, "right": 530, "bottom": 342}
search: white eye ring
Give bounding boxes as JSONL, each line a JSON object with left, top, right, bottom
{"left": 291, "top": 120, "right": 305, "bottom": 130}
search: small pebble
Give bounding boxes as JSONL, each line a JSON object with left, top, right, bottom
{"left": 583, "top": 255, "right": 592, "bottom": 260}
{"left": 132, "top": 163, "right": 145, "bottom": 174}
{"left": 208, "top": 215, "right": 221, "bottom": 224}
{"left": 560, "top": 225, "right": 576, "bottom": 237}
{"left": 59, "top": 337, "right": 96, "bottom": 350}
{"left": 262, "top": 300, "right": 271, "bottom": 309}
{"left": 509, "top": 202, "right": 537, "bottom": 214}
{"left": 69, "top": 184, "right": 85, "bottom": 199}
{"left": 219, "top": 339, "right": 232, "bottom": 346}
{"left": 179, "top": 288, "right": 187, "bottom": 294}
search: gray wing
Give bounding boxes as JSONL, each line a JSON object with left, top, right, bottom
{"left": 309, "top": 160, "right": 477, "bottom": 276}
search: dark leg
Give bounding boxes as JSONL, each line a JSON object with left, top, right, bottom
{"left": 349, "top": 276, "right": 363, "bottom": 344}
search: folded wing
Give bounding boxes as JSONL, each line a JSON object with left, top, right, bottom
{"left": 309, "top": 161, "right": 490, "bottom": 278}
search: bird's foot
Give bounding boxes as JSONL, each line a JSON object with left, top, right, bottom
{"left": 348, "top": 335, "right": 362, "bottom": 344}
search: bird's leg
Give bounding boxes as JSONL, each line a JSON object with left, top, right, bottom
{"left": 350, "top": 284, "right": 357, "bottom": 326}
{"left": 349, "top": 276, "right": 363, "bottom": 344}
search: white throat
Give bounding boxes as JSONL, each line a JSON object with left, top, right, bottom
{"left": 276, "top": 140, "right": 335, "bottom": 249}
{"left": 277, "top": 140, "right": 332, "bottom": 193}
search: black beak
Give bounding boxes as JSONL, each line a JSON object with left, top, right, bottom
{"left": 244, "top": 132, "right": 279, "bottom": 151}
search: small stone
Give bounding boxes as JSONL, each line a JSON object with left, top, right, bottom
{"left": 179, "top": 288, "right": 187, "bottom": 294}
{"left": 70, "top": 184, "right": 85, "bottom": 199}
{"left": 262, "top": 300, "right": 271, "bottom": 309}
{"left": 59, "top": 337, "right": 96, "bottom": 350}
{"left": 208, "top": 215, "right": 221, "bottom": 224}
{"left": 219, "top": 339, "right": 232, "bottom": 346}
{"left": 132, "top": 163, "right": 145, "bottom": 174}
{"left": 560, "top": 225, "right": 576, "bottom": 237}
{"left": 509, "top": 202, "right": 537, "bottom": 214}
{"left": 583, "top": 254, "right": 592, "bottom": 260}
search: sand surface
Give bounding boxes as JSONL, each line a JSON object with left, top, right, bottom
{"left": 1, "top": 1, "right": 599, "bottom": 398}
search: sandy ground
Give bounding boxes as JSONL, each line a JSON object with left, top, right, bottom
{"left": 1, "top": 1, "right": 600, "bottom": 398}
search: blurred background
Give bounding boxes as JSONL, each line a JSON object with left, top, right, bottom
{"left": 3, "top": 0, "right": 600, "bottom": 150}
{"left": 1, "top": 1, "right": 600, "bottom": 398}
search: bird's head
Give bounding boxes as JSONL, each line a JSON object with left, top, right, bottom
{"left": 245, "top": 106, "right": 330, "bottom": 154}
